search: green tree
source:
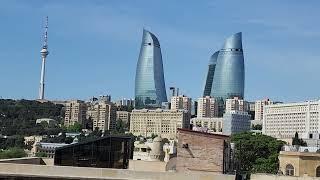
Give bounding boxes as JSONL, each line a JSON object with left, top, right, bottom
{"left": 66, "top": 122, "right": 82, "bottom": 132}
{"left": 65, "top": 136, "right": 74, "bottom": 144}
{"left": 0, "top": 99, "right": 64, "bottom": 136}
{"left": 292, "top": 132, "right": 307, "bottom": 146}
{"left": 35, "top": 152, "right": 47, "bottom": 157}
{"left": 252, "top": 124, "right": 262, "bottom": 130}
{"left": 25, "top": 141, "right": 34, "bottom": 151}
{"left": 115, "top": 119, "right": 125, "bottom": 134}
{"left": 150, "top": 133, "right": 158, "bottom": 139}
{"left": 0, "top": 147, "right": 27, "bottom": 159}
{"left": 231, "top": 132, "right": 285, "bottom": 175}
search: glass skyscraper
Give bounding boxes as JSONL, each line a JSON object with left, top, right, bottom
{"left": 203, "top": 51, "right": 219, "bottom": 97}
{"left": 211, "top": 32, "right": 245, "bottom": 101}
{"left": 135, "top": 29, "right": 167, "bottom": 109}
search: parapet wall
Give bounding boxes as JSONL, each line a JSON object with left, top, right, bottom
{"left": 0, "top": 157, "right": 45, "bottom": 165}
{"left": 0, "top": 163, "right": 235, "bottom": 180}
{"left": 251, "top": 174, "right": 319, "bottom": 180}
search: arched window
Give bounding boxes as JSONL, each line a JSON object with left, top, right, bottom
{"left": 316, "top": 166, "right": 320, "bottom": 177}
{"left": 286, "top": 164, "right": 294, "bottom": 176}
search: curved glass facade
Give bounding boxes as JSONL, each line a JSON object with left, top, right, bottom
{"left": 211, "top": 32, "right": 244, "bottom": 101}
{"left": 203, "top": 51, "right": 219, "bottom": 97}
{"left": 135, "top": 29, "right": 167, "bottom": 109}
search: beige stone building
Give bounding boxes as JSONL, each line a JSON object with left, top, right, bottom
{"left": 176, "top": 128, "right": 231, "bottom": 173}
{"left": 254, "top": 99, "right": 273, "bottom": 121}
{"left": 279, "top": 150, "right": 320, "bottom": 177}
{"left": 225, "top": 97, "right": 246, "bottom": 112}
{"left": 197, "top": 96, "right": 218, "bottom": 118}
{"left": 91, "top": 102, "right": 117, "bottom": 132}
{"left": 116, "top": 111, "right": 131, "bottom": 124}
{"left": 64, "top": 100, "right": 87, "bottom": 127}
{"left": 130, "top": 109, "right": 190, "bottom": 139}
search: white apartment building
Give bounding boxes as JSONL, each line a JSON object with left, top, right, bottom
{"left": 116, "top": 111, "right": 131, "bottom": 124}
{"left": 263, "top": 100, "right": 320, "bottom": 139}
{"left": 130, "top": 109, "right": 190, "bottom": 139}
{"left": 64, "top": 100, "right": 87, "bottom": 127}
{"left": 225, "top": 97, "right": 246, "bottom": 112}
{"left": 91, "top": 102, "right": 117, "bottom": 132}
{"left": 197, "top": 96, "right": 218, "bottom": 118}
{"left": 170, "top": 95, "right": 192, "bottom": 113}
{"left": 255, "top": 99, "right": 274, "bottom": 121}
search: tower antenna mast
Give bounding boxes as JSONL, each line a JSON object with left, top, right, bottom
{"left": 38, "top": 16, "right": 49, "bottom": 100}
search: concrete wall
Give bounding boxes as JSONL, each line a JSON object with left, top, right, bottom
{"left": 128, "top": 160, "right": 167, "bottom": 172}
{"left": 0, "top": 157, "right": 45, "bottom": 165}
{"left": 42, "top": 158, "right": 54, "bottom": 166}
{"left": 0, "top": 163, "right": 235, "bottom": 180}
{"left": 176, "top": 129, "right": 229, "bottom": 173}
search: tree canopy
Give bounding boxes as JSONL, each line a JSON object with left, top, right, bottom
{"left": 0, "top": 99, "right": 64, "bottom": 136}
{"left": 231, "top": 132, "right": 285, "bottom": 175}
{"left": 0, "top": 147, "right": 27, "bottom": 159}
{"left": 0, "top": 136, "right": 25, "bottom": 150}
{"left": 292, "top": 132, "right": 307, "bottom": 146}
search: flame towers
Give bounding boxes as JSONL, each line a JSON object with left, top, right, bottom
{"left": 135, "top": 29, "right": 167, "bottom": 109}
{"left": 210, "top": 32, "right": 245, "bottom": 101}
{"left": 203, "top": 51, "right": 219, "bottom": 97}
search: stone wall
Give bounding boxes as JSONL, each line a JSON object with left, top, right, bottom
{"left": 176, "top": 129, "right": 229, "bottom": 173}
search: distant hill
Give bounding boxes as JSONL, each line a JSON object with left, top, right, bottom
{"left": 0, "top": 99, "right": 64, "bottom": 136}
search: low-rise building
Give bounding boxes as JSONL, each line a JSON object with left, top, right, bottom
{"left": 24, "top": 136, "right": 43, "bottom": 145}
{"left": 130, "top": 109, "right": 190, "bottom": 139}
{"left": 279, "top": 146, "right": 320, "bottom": 177}
{"left": 54, "top": 135, "right": 132, "bottom": 169}
{"left": 191, "top": 117, "right": 223, "bottom": 133}
{"left": 133, "top": 137, "right": 176, "bottom": 162}
{"left": 33, "top": 142, "right": 68, "bottom": 158}
{"left": 36, "top": 118, "right": 57, "bottom": 127}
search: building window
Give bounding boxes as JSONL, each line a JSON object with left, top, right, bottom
{"left": 316, "top": 166, "right": 320, "bottom": 177}
{"left": 285, "top": 164, "right": 294, "bottom": 176}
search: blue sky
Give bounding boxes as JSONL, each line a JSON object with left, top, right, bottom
{"left": 0, "top": 0, "right": 319, "bottom": 102}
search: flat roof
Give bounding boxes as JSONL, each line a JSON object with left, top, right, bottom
{"left": 55, "top": 134, "right": 133, "bottom": 151}
{"left": 177, "top": 128, "right": 230, "bottom": 139}
{"left": 280, "top": 151, "right": 320, "bottom": 157}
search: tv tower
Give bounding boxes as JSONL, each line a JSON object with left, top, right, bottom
{"left": 38, "top": 16, "right": 49, "bottom": 100}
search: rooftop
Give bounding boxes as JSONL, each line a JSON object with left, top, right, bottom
{"left": 177, "top": 128, "right": 229, "bottom": 139}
